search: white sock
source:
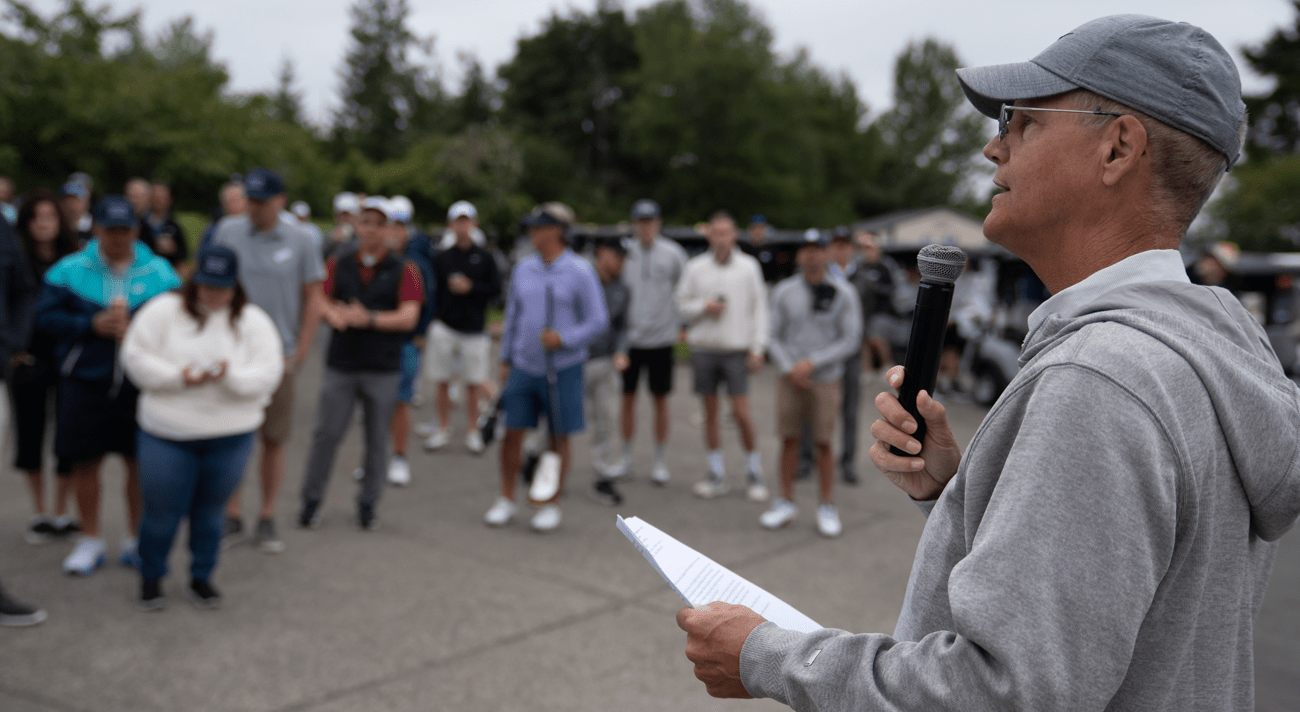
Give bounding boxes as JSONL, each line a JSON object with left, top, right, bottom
{"left": 622, "top": 440, "right": 634, "bottom": 459}
{"left": 654, "top": 442, "right": 667, "bottom": 465}
{"left": 707, "top": 450, "right": 725, "bottom": 477}
{"left": 746, "top": 451, "right": 762, "bottom": 477}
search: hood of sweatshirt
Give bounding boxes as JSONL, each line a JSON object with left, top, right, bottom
{"left": 1020, "top": 280, "right": 1300, "bottom": 541}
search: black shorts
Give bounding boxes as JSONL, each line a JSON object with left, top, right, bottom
{"left": 8, "top": 364, "right": 70, "bottom": 474}
{"left": 622, "top": 346, "right": 675, "bottom": 396}
{"left": 55, "top": 377, "right": 140, "bottom": 467}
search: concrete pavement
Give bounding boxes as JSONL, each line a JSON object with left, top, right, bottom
{"left": 0, "top": 344, "right": 1295, "bottom": 711}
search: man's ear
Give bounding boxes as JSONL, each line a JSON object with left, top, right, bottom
{"left": 1100, "top": 115, "right": 1148, "bottom": 187}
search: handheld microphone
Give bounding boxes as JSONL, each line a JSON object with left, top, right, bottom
{"left": 890, "top": 245, "right": 967, "bottom": 457}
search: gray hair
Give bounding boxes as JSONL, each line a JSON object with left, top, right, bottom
{"left": 1068, "top": 90, "right": 1246, "bottom": 238}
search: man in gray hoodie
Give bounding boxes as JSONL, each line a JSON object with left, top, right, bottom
{"left": 676, "top": 15, "right": 1300, "bottom": 711}
{"left": 618, "top": 199, "right": 688, "bottom": 484}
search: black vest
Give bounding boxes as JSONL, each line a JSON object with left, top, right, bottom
{"left": 326, "top": 253, "right": 407, "bottom": 372}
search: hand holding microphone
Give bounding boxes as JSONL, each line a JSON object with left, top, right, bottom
{"left": 869, "top": 245, "right": 967, "bottom": 501}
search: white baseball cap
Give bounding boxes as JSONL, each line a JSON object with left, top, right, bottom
{"left": 389, "top": 195, "right": 414, "bottom": 224}
{"left": 447, "top": 200, "right": 477, "bottom": 221}
{"left": 333, "top": 191, "right": 360, "bottom": 215}
{"left": 361, "top": 196, "right": 393, "bottom": 221}
{"left": 290, "top": 200, "right": 311, "bottom": 219}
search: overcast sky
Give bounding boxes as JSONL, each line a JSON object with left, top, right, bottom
{"left": 17, "top": 0, "right": 1298, "bottom": 126}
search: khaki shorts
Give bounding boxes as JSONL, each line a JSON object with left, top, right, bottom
{"left": 426, "top": 320, "right": 492, "bottom": 384}
{"left": 777, "top": 378, "right": 842, "bottom": 443}
{"left": 260, "top": 367, "right": 296, "bottom": 445}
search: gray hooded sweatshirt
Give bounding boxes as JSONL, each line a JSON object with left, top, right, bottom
{"left": 623, "top": 236, "right": 688, "bottom": 349}
{"left": 739, "top": 280, "right": 1300, "bottom": 711}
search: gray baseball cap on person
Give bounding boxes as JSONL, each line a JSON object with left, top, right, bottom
{"left": 955, "top": 15, "right": 1246, "bottom": 168}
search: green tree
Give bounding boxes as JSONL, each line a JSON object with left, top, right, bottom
{"left": 865, "top": 38, "right": 988, "bottom": 215}
{"left": 1213, "top": 156, "right": 1300, "bottom": 251}
{"left": 1242, "top": 1, "right": 1300, "bottom": 161}
{"left": 270, "top": 56, "right": 305, "bottom": 126}
{"left": 331, "top": 0, "right": 445, "bottom": 162}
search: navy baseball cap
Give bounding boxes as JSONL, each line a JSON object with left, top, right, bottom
{"left": 193, "top": 245, "right": 240, "bottom": 288}
{"left": 631, "top": 199, "right": 661, "bottom": 220}
{"left": 955, "top": 15, "right": 1246, "bottom": 168}
{"left": 801, "top": 228, "right": 828, "bottom": 248}
{"left": 243, "top": 168, "right": 285, "bottom": 201}
{"left": 61, "top": 182, "right": 88, "bottom": 199}
{"left": 522, "top": 202, "right": 576, "bottom": 229}
{"left": 750, "top": 214, "right": 767, "bottom": 225}
{"left": 94, "top": 195, "right": 137, "bottom": 229}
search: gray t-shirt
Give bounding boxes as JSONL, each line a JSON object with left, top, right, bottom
{"left": 211, "top": 214, "right": 326, "bottom": 356}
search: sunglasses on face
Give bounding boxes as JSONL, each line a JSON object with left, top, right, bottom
{"left": 997, "top": 103, "right": 1125, "bottom": 140}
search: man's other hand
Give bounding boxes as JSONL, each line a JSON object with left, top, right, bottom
{"left": 540, "top": 328, "right": 563, "bottom": 351}
{"left": 677, "top": 602, "right": 767, "bottom": 699}
{"left": 869, "top": 365, "right": 962, "bottom": 501}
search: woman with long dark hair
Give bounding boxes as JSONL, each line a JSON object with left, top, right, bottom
{"left": 10, "top": 189, "right": 81, "bottom": 544}
{"left": 121, "top": 245, "right": 282, "bottom": 610}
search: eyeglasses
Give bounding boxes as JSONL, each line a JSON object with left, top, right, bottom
{"left": 997, "top": 103, "right": 1125, "bottom": 141}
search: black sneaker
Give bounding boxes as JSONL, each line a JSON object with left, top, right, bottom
{"left": 255, "top": 518, "right": 285, "bottom": 554}
{"left": 0, "top": 583, "right": 47, "bottom": 627}
{"left": 220, "top": 516, "right": 245, "bottom": 550}
{"left": 297, "top": 500, "right": 321, "bottom": 530}
{"left": 188, "top": 579, "right": 222, "bottom": 610}
{"left": 588, "top": 479, "right": 624, "bottom": 506}
{"left": 24, "top": 516, "right": 56, "bottom": 545}
{"left": 356, "top": 504, "right": 378, "bottom": 531}
{"left": 138, "top": 578, "right": 165, "bottom": 612}
{"left": 841, "top": 469, "right": 859, "bottom": 486}
{"left": 52, "top": 518, "right": 81, "bottom": 539}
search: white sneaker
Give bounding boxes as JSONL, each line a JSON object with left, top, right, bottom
{"left": 746, "top": 474, "right": 770, "bottom": 503}
{"left": 119, "top": 535, "right": 140, "bottom": 568}
{"left": 759, "top": 498, "right": 798, "bottom": 530}
{"left": 530, "top": 504, "right": 562, "bottom": 532}
{"left": 63, "top": 536, "right": 106, "bottom": 576}
{"left": 352, "top": 467, "right": 364, "bottom": 481}
{"left": 609, "top": 454, "right": 633, "bottom": 480}
{"left": 483, "top": 497, "right": 518, "bottom": 527}
{"left": 466, "top": 430, "right": 485, "bottom": 455}
{"left": 414, "top": 419, "right": 439, "bottom": 437}
{"left": 650, "top": 462, "right": 670, "bottom": 486}
{"left": 692, "top": 474, "right": 730, "bottom": 499}
{"left": 816, "top": 503, "right": 842, "bottom": 538}
{"left": 423, "top": 428, "right": 451, "bottom": 451}
{"left": 388, "top": 456, "right": 410, "bottom": 486}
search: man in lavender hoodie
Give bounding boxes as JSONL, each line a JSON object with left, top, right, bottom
{"left": 484, "top": 203, "right": 608, "bottom": 533}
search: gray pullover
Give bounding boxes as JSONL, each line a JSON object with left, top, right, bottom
{"left": 768, "top": 273, "right": 861, "bottom": 382}
{"left": 622, "top": 236, "right": 688, "bottom": 349}
{"left": 740, "top": 280, "right": 1300, "bottom": 711}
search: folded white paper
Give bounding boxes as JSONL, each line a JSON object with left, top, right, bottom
{"left": 617, "top": 515, "right": 821, "bottom": 633}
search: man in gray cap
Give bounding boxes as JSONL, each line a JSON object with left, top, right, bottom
{"left": 675, "top": 15, "right": 1300, "bottom": 710}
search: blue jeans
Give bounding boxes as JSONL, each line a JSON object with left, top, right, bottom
{"left": 136, "top": 431, "right": 255, "bottom": 582}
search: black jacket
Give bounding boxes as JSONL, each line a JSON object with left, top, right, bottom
{"left": 0, "top": 217, "right": 35, "bottom": 376}
{"left": 432, "top": 243, "right": 501, "bottom": 334}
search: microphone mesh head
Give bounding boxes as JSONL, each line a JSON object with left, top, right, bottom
{"left": 917, "top": 244, "right": 967, "bottom": 284}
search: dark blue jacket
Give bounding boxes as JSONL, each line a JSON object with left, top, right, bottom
{"left": 0, "top": 217, "right": 35, "bottom": 375}
{"left": 36, "top": 240, "right": 181, "bottom": 382}
{"left": 406, "top": 231, "right": 437, "bottom": 339}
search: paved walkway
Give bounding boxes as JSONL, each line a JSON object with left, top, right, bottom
{"left": 1, "top": 346, "right": 1295, "bottom": 711}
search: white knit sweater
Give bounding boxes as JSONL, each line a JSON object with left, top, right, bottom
{"left": 122, "top": 292, "right": 284, "bottom": 441}
{"left": 675, "top": 249, "right": 769, "bottom": 355}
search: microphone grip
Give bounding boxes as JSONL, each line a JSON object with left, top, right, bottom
{"left": 889, "top": 282, "right": 954, "bottom": 457}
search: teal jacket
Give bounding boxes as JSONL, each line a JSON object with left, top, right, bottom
{"left": 36, "top": 240, "right": 181, "bottom": 382}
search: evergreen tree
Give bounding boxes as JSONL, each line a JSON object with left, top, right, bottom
{"left": 270, "top": 57, "right": 305, "bottom": 126}
{"left": 1243, "top": 1, "right": 1300, "bottom": 161}
{"left": 332, "top": 0, "right": 444, "bottom": 162}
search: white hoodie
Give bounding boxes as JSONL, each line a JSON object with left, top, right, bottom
{"left": 122, "top": 292, "right": 284, "bottom": 441}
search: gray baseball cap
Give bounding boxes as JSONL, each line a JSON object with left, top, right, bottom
{"left": 955, "top": 15, "right": 1246, "bottom": 168}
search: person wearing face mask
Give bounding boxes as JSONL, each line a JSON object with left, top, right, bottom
{"left": 297, "top": 197, "right": 423, "bottom": 532}
{"left": 121, "top": 245, "right": 283, "bottom": 610}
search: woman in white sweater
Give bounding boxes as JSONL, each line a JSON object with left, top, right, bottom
{"left": 121, "top": 245, "right": 283, "bottom": 610}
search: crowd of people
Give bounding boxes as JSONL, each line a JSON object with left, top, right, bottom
{"left": 0, "top": 166, "right": 921, "bottom": 624}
